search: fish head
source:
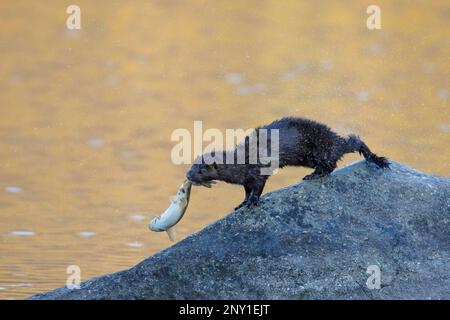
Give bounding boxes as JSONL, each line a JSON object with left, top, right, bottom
{"left": 186, "top": 162, "right": 218, "bottom": 188}
{"left": 178, "top": 179, "right": 192, "bottom": 198}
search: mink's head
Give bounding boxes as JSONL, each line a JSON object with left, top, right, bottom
{"left": 186, "top": 158, "right": 219, "bottom": 188}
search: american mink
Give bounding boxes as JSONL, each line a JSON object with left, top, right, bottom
{"left": 186, "top": 117, "right": 390, "bottom": 209}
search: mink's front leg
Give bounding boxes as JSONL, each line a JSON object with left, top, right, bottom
{"left": 245, "top": 177, "right": 267, "bottom": 208}
{"left": 234, "top": 184, "right": 252, "bottom": 210}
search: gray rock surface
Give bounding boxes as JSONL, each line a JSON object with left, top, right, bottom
{"left": 30, "top": 161, "right": 450, "bottom": 300}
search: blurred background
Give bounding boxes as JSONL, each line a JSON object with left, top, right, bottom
{"left": 0, "top": 0, "right": 448, "bottom": 299}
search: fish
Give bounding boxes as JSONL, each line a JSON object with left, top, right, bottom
{"left": 149, "top": 179, "right": 192, "bottom": 241}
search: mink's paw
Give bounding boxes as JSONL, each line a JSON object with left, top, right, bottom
{"left": 245, "top": 196, "right": 259, "bottom": 208}
{"left": 303, "top": 173, "right": 325, "bottom": 181}
{"left": 369, "top": 155, "right": 391, "bottom": 169}
{"left": 234, "top": 201, "right": 247, "bottom": 211}
{"left": 303, "top": 174, "right": 315, "bottom": 181}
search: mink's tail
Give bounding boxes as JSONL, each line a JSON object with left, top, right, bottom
{"left": 346, "top": 134, "right": 390, "bottom": 168}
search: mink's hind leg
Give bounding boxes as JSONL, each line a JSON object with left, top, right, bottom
{"left": 303, "top": 162, "right": 336, "bottom": 180}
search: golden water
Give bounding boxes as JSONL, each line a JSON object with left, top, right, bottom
{"left": 0, "top": 0, "right": 448, "bottom": 299}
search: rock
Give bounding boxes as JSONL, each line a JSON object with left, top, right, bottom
{"left": 30, "top": 161, "right": 450, "bottom": 300}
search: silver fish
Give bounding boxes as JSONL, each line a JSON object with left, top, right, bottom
{"left": 149, "top": 179, "right": 192, "bottom": 241}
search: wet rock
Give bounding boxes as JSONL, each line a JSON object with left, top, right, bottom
{"left": 30, "top": 161, "right": 450, "bottom": 300}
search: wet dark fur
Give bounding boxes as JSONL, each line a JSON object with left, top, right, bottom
{"left": 187, "top": 117, "right": 390, "bottom": 209}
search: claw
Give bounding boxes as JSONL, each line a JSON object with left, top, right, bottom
{"left": 234, "top": 203, "right": 244, "bottom": 210}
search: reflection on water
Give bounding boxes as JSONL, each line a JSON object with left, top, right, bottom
{"left": 0, "top": 0, "right": 449, "bottom": 299}
{"left": 78, "top": 231, "right": 96, "bottom": 238}
{"left": 10, "top": 231, "right": 35, "bottom": 237}
{"left": 5, "top": 186, "right": 23, "bottom": 194}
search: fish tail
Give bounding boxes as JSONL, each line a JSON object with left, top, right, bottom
{"left": 166, "top": 227, "right": 177, "bottom": 242}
